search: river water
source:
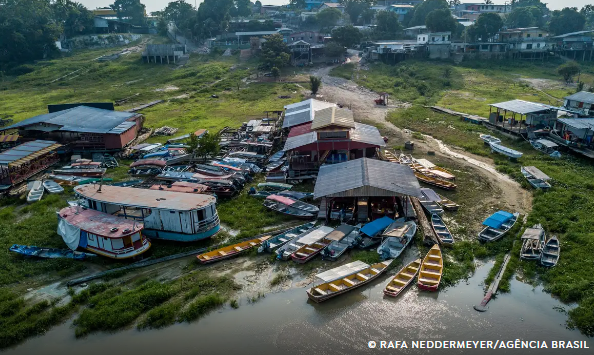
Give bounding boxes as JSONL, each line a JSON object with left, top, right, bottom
{"left": 7, "top": 249, "right": 590, "bottom": 355}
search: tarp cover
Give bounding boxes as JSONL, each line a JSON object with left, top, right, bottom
{"left": 315, "top": 260, "right": 369, "bottom": 283}
{"left": 360, "top": 216, "right": 394, "bottom": 238}
{"left": 482, "top": 211, "right": 514, "bottom": 229}
{"left": 58, "top": 217, "right": 81, "bottom": 250}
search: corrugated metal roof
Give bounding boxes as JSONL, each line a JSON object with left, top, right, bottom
{"left": 489, "top": 100, "right": 551, "bottom": 115}
{"left": 557, "top": 118, "right": 594, "bottom": 130}
{"left": 288, "top": 122, "right": 313, "bottom": 138}
{"left": 564, "top": 91, "right": 594, "bottom": 105}
{"left": 108, "top": 121, "right": 136, "bottom": 134}
{"left": 311, "top": 107, "right": 355, "bottom": 130}
{"left": 313, "top": 158, "right": 422, "bottom": 199}
{"left": 59, "top": 206, "right": 143, "bottom": 238}
{"left": 350, "top": 123, "right": 386, "bottom": 147}
{"left": 283, "top": 99, "right": 336, "bottom": 129}
{"left": 0, "top": 140, "right": 61, "bottom": 165}
{"left": 3, "top": 106, "right": 138, "bottom": 134}
{"left": 552, "top": 30, "right": 594, "bottom": 39}
{"left": 284, "top": 132, "right": 317, "bottom": 151}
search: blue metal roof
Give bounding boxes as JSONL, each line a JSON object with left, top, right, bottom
{"left": 3, "top": 106, "right": 137, "bottom": 134}
{"left": 360, "top": 216, "right": 394, "bottom": 238}
{"left": 0, "top": 140, "right": 59, "bottom": 165}
{"left": 482, "top": 211, "right": 514, "bottom": 229}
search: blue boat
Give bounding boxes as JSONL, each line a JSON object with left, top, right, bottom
{"left": 9, "top": 244, "right": 95, "bottom": 260}
{"left": 258, "top": 222, "right": 316, "bottom": 253}
{"left": 357, "top": 216, "right": 395, "bottom": 249}
{"left": 478, "top": 210, "right": 519, "bottom": 242}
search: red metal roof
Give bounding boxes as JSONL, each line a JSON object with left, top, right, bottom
{"left": 288, "top": 122, "right": 313, "bottom": 138}
{"left": 266, "top": 194, "right": 295, "bottom": 206}
{"left": 59, "top": 206, "right": 143, "bottom": 238}
{"left": 130, "top": 159, "right": 167, "bottom": 168}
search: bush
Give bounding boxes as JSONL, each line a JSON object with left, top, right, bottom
{"left": 8, "top": 64, "right": 35, "bottom": 76}
{"left": 180, "top": 294, "right": 226, "bottom": 322}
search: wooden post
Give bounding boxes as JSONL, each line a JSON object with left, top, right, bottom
{"left": 410, "top": 197, "right": 439, "bottom": 246}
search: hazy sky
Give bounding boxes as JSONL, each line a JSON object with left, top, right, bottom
{"left": 79, "top": 0, "right": 590, "bottom": 15}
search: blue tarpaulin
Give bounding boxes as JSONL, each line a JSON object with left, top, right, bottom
{"left": 482, "top": 211, "right": 514, "bottom": 229}
{"left": 360, "top": 216, "right": 394, "bottom": 238}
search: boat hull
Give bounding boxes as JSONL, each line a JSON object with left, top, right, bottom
{"left": 291, "top": 251, "right": 320, "bottom": 264}
{"left": 417, "top": 282, "right": 439, "bottom": 292}
{"left": 84, "top": 241, "right": 151, "bottom": 260}
{"left": 143, "top": 224, "right": 220, "bottom": 242}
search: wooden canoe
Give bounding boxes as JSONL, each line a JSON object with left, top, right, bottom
{"left": 291, "top": 238, "right": 333, "bottom": 264}
{"left": 437, "top": 194, "right": 459, "bottom": 211}
{"left": 414, "top": 172, "right": 457, "bottom": 190}
{"left": 417, "top": 245, "right": 443, "bottom": 292}
{"left": 431, "top": 214, "right": 454, "bottom": 246}
{"left": 197, "top": 235, "right": 271, "bottom": 264}
{"left": 306, "top": 260, "right": 393, "bottom": 303}
{"left": 384, "top": 258, "right": 421, "bottom": 297}
{"left": 383, "top": 150, "right": 400, "bottom": 164}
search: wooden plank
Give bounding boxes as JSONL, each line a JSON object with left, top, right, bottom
{"left": 411, "top": 197, "right": 439, "bottom": 246}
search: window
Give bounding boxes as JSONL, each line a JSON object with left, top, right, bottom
{"left": 319, "top": 131, "right": 348, "bottom": 139}
{"left": 442, "top": 36, "right": 445, "bottom": 41}
{"left": 538, "top": 33, "right": 543, "bottom": 37}
{"left": 537, "top": 43, "right": 540, "bottom": 48}
{"left": 526, "top": 34, "right": 531, "bottom": 38}
{"left": 112, "top": 238, "right": 124, "bottom": 250}
{"left": 432, "top": 36, "right": 435, "bottom": 42}
{"left": 88, "top": 234, "right": 95, "bottom": 241}
{"left": 197, "top": 209, "right": 205, "bottom": 221}
{"left": 526, "top": 44, "right": 533, "bottom": 49}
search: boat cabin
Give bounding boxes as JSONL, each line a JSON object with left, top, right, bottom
{"left": 57, "top": 206, "right": 150, "bottom": 259}
{"left": 74, "top": 185, "right": 220, "bottom": 242}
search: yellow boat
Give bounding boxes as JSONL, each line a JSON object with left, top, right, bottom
{"left": 291, "top": 239, "right": 332, "bottom": 264}
{"left": 197, "top": 235, "right": 271, "bottom": 264}
{"left": 417, "top": 245, "right": 443, "bottom": 291}
{"left": 414, "top": 171, "right": 457, "bottom": 190}
{"left": 307, "top": 260, "right": 393, "bottom": 303}
{"left": 384, "top": 258, "right": 421, "bottom": 297}
{"left": 437, "top": 194, "right": 460, "bottom": 211}
{"left": 383, "top": 150, "right": 400, "bottom": 163}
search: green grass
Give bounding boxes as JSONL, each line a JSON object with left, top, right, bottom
{"left": 329, "top": 63, "right": 356, "bottom": 80}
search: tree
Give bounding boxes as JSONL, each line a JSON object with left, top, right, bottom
{"left": 331, "top": 25, "right": 362, "bottom": 48}
{"left": 425, "top": 9, "right": 457, "bottom": 32}
{"left": 157, "top": 17, "right": 168, "bottom": 36}
{"left": 110, "top": 0, "right": 146, "bottom": 26}
{"left": 549, "top": 8, "right": 586, "bottom": 35}
{"left": 271, "top": 67, "right": 280, "bottom": 80}
{"left": 467, "top": 12, "right": 503, "bottom": 42}
{"left": 317, "top": 8, "right": 342, "bottom": 28}
{"left": 310, "top": 76, "right": 322, "bottom": 95}
{"left": 340, "top": 0, "right": 371, "bottom": 24}
{"left": 557, "top": 61, "right": 580, "bottom": 84}
{"left": 254, "top": 0, "right": 262, "bottom": 14}
{"left": 581, "top": 5, "right": 594, "bottom": 29}
{"left": 260, "top": 33, "right": 291, "bottom": 69}
{"left": 360, "top": 8, "right": 375, "bottom": 25}
{"left": 195, "top": 132, "right": 220, "bottom": 161}
{"left": 409, "top": 0, "right": 449, "bottom": 26}
{"left": 235, "top": 0, "right": 252, "bottom": 17}
{"left": 52, "top": 0, "right": 95, "bottom": 37}
{"left": 505, "top": 6, "right": 536, "bottom": 28}
{"left": 373, "top": 11, "right": 402, "bottom": 39}
{"left": 324, "top": 41, "right": 345, "bottom": 57}
{"left": 449, "top": 0, "right": 461, "bottom": 6}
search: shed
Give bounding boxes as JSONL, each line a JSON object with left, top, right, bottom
{"left": 489, "top": 99, "right": 557, "bottom": 133}
{"left": 0, "top": 140, "right": 62, "bottom": 185}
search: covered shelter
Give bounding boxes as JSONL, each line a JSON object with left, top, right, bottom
{"left": 0, "top": 140, "right": 62, "bottom": 188}
{"left": 552, "top": 118, "right": 594, "bottom": 154}
{"left": 313, "top": 158, "right": 421, "bottom": 222}
{"left": 489, "top": 99, "right": 557, "bottom": 135}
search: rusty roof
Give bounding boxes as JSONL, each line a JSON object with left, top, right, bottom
{"left": 59, "top": 206, "right": 143, "bottom": 238}
{"left": 75, "top": 185, "right": 216, "bottom": 210}
{"left": 150, "top": 182, "right": 208, "bottom": 194}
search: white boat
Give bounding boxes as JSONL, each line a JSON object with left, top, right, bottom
{"left": 43, "top": 180, "right": 64, "bottom": 194}
{"left": 520, "top": 224, "right": 546, "bottom": 260}
{"left": 479, "top": 134, "right": 501, "bottom": 145}
{"left": 275, "top": 226, "right": 334, "bottom": 260}
{"left": 478, "top": 211, "right": 519, "bottom": 242}
{"left": 27, "top": 181, "right": 44, "bottom": 203}
{"left": 521, "top": 166, "right": 551, "bottom": 190}
{"left": 377, "top": 219, "right": 417, "bottom": 260}
{"left": 489, "top": 142, "right": 523, "bottom": 159}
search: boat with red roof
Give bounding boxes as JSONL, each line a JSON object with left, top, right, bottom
{"left": 263, "top": 194, "right": 318, "bottom": 219}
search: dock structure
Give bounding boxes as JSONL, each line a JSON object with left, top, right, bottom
{"left": 142, "top": 44, "right": 187, "bottom": 64}
{"left": 429, "top": 106, "right": 488, "bottom": 125}
{"left": 474, "top": 253, "right": 512, "bottom": 312}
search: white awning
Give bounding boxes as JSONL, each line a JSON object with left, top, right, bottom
{"left": 315, "top": 261, "right": 369, "bottom": 283}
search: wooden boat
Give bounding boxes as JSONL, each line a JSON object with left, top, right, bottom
{"left": 417, "top": 245, "right": 443, "bottom": 291}
{"left": 53, "top": 167, "right": 106, "bottom": 177}
{"left": 383, "top": 150, "right": 400, "bottom": 163}
{"left": 520, "top": 224, "right": 546, "bottom": 260}
{"left": 357, "top": 216, "right": 394, "bottom": 249}
{"left": 197, "top": 235, "right": 271, "bottom": 264}
{"left": 530, "top": 139, "right": 561, "bottom": 158}
{"left": 49, "top": 174, "right": 87, "bottom": 185}
{"left": 431, "top": 214, "right": 454, "bottom": 246}
{"left": 258, "top": 222, "right": 316, "bottom": 253}
{"left": 263, "top": 195, "right": 318, "bottom": 219}
{"left": 489, "top": 142, "right": 523, "bottom": 159}
{"left": 437, "top": 193, "right": 459, "bottom": 211}
{"left": 377, "top": 219, "right": 417, "bottom": 260}
{"left": 276, "top": 226, "right": 334, "bottom": 260}
{"left": 322, "top": 225, "right": 361, "bottom": 261}
{"left": 43, "top": 180, "right": 64, "bottom": 194}
{"left": 9, "top": 244, "right": 96, "bottom": 260}
{"left": 414, "top": 171, "right": 457, "bottom": 190}
{"left": 419, "top": 197, "right": 444, "bottom": 215}
{"left": 258, "top": 182, "right": 293, "bottom": 191}
{"left": 521, "top": 166, "right": 551, "bottom": 190}
{"left": 384, "top": 258, "right": 421, "bottom": 297}
{"left": 479, "top": 134, "right": 501, "bottom": 145}
{"left": 27, "top": 181, "right": 44, "bottom": 203}
{"left": 416, "top": 158, "right": 455, "bottom": 181}
{"left": 478, "top": 211, "right": 519, "bottom": 242}
{"left": 540, "top": 235, "right": 560, "bottom": 267}
{"left": 306, "top": 260, "right": 393, "bottom": 303}
{"left": 194, "top": 164, "right": 229, "bottom": 176}
{"left": 291, "top": 239, "right": 333, "bottom": 263}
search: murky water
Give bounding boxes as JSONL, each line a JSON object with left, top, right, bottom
{"left": 7, "top": 249, "right": 590, "bottom": 355}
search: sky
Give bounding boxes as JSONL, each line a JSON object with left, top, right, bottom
{"left": 79, "top": 0, "right": 589, "bottom": 15}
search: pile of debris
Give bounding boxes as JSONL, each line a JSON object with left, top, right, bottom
{"left": 153, "top": 126, "right": 179, "bottom": 136}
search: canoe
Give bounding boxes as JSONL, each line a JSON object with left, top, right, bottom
{"left": 49, "top": 174, "right": 87, "bottom": 185}
{"left": 377, "top": 219, "right": 417, "bottom": 260}
{"left": 520, "top": 224, "right": 546, "bottom": 260}
{"left": 383, "top": 150, "right": 400, "bottom": 163}
{"left": 419, "top": 198, "right": 444, "bottom": 215}
{"left": 9, "top": 244, "right": 96, "bottom": 260}
{"left": 53, "top": 167, "right": 106, "bottom": 177}
{"left": 489, "top": 142, "right": 523, "bottom": 159}
{"left": 437, "top": 193, "right": 459, "bottom": 211}
{"left": 416, "top": 158, "right": 456, "bottom": 181}
{"left": 43, "top": 180, "right": 64, "bottom": 194}
{"left": 478, "top": 211, "right": 519, "bottom": 242}
{"left": 540, "top": 235, "right": 560, "bottom": 267}
{"left": 258, "top": 182, "right": 293, "bottom": 191}
{"left": 384, "top": 258, "right": 421, "bottom": 297}
{"left": 479, "top": 134, "right": 501, "bottom": 145}
{"left": 306, "top": 260, "right": 393, "bottom": 303}
{"left": 197, "top": 235, "right": 272, "bottom": 264}
{"left": 431, "top": 214, "right": 454, "bottom": 246}
{"left": 258, "top": 222, "right": 316, "bottom": 253}
{"left": 415, "top": 171, "right": 457, "bottom": 190}
{"left": 263, "top": 194, "right": 318, "bottom": 219}
{"left": 27, "top": 181, "right": 44, "bottom": 203}
{"left": 521, "top": 166, "right": 551, "bottom": 190}
{"left": 417, "top": 245, "right": 443, "bottom": 292}
{"left": 276, "top": 226, "right": 334, "bottom": 260}
{"left": 291, "top": 239, "right": 333, "bottom": 263}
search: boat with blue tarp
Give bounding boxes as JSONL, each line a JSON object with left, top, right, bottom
{"left": 478, "top": 210, "right": 519, "bottom": 242}
{"left": 357, "top": 216, "right": 394, "bottom": 249}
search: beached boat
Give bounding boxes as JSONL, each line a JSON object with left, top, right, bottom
{"left": 431, "top": 214, "right": 454, "bottom": 246}
{"left": 322, "top": 224, "right": 361, "bottom": 261}
{"left": 521, "top": 166, "right": 551, "bottom": 190}
{"left": 258, "top": 182, "right": 293, "bottom": 191}
{"left": 479, "top": 134, "right": 501, "bottom": 145}
{"left": 306, "top": 260, "right": 393, "bottom": 303}
{"left": 194, "top": 164, "right": 230, "bottom": 176}
{"left": 416, "top": 158, "right": 456, "bottom": 181}
{"left": 383, "top": 150, "right": 400, "bottom": 163}
{"left": 54, "top": 164, "right": 106, "bottom": 177}
{"left": 540, "top": 235, "right": 560, "bottom": 267}
{"left": 27, "top": 181, "right": 44, "bottom": 203}
{"left": 437, "top": 193, "right": 459, "bottom": 211}
{"left": 43, "top": 180, "right": 64, "bottom": 194}
{"left": 57, "top": 206, "right": 151, "bottom": 259}
{"left": 263, "top": 195, "right": 318, "bottom": 219}
{"left": 419, "top": 188, "right": 444, "bottom": 215}
{"left": 520, "top": 224, "right": 546, "bottom": 260}
{"left": 489, "top": 142, "right": 523, "bottom": 159}
{"left": 417, "top": 245, "right": 443, "bottom": 291}
{"left": 377, "top": 219, "right": 417, "bottom": 260}
{"left": 291, "top": 239, "right": 333, "bottom": 263}
{"left": 384, "top": 258, "right": 421, "bottom": 297}
{"left": 530, "top": 139, "right": 561, "bottom": 158}
{"left": 258, "top": 222, "right": 316, "bottom": 253}
{"left": 357, "top": 216, "right": 394, "bottom": 249}
{"left": 197, "top": 235, "right": 272, "bottom": 264}
{"left": 276, "top": 226, "right": 334, "bottom": 260}
{"left": 478, "top": 211, "right": 519, "bottom": 242}
{"left": 9, "top": 244, "right": 96, "bottom": 260}
{"left": 150, "top": 181, "right": 209, "bottom": 194}
{"left": 49, "top": 174, "right": 87, "bottom": 185}
{"left": 414, "top": 171, "right": 457, "bottom": 190}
